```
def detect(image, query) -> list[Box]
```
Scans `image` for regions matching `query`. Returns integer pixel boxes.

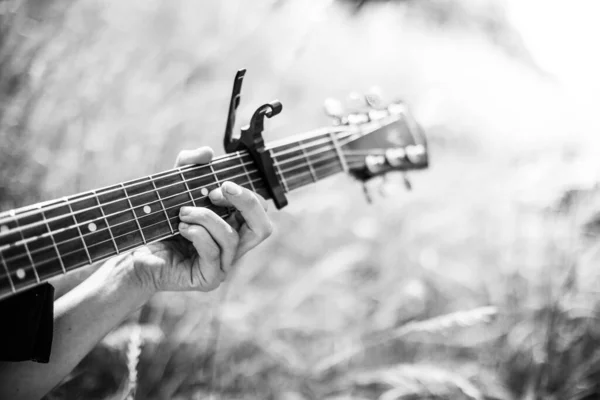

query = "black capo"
[223,69,288,209]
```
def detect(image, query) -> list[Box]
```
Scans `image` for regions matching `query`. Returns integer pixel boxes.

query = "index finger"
[174,147,214,167]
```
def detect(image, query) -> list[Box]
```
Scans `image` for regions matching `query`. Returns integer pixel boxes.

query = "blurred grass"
[3,0,600,399]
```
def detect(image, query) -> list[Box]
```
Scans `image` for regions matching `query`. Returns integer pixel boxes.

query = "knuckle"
[188,208,206,221]
[183,208,216,226]
[203,275,220,291]
[228,228,240,245]
[203,241,220,262]
[240,190,257,207]
[185,225,202,237]
[261,221,274,239]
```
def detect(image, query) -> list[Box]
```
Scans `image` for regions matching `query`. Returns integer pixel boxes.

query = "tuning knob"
[388,100,407,115]
[323,97,344,124]
[405,144,426,164]
[345,91,370,125]
[346,91,364,112]
[365,86,383,108]
[403,173,412,191]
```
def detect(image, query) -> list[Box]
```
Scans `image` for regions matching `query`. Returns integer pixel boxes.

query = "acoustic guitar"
[0,70,429,301]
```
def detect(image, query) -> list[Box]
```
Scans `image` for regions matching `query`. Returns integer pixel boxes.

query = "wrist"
[99,253,156,305]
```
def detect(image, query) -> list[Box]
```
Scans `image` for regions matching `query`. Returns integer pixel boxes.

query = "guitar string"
[0,128,361,225]
[0,137,412,269]
[0,127,388,276]
[0,153,365,267]
[0,134,366,244]
[0,129,359,231]
[0,128,342,221]
[0,117,402,230]
[0,158,365,284]
[0,141,363,241]
[0,139,408,270]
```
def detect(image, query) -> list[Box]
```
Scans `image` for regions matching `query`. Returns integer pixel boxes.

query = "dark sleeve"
[0,283,54,363]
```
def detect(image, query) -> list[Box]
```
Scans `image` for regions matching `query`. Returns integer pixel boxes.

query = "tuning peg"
[365,86,383,108]
[346,91,364,112]
[346,91,370,125]
[405,144,426,164]
[323,97,344,123]
[362,182,373,204]
[402,173,412,191]
[388,100,407,115]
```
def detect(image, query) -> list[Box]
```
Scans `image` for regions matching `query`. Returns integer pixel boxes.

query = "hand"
[131,147,273,294]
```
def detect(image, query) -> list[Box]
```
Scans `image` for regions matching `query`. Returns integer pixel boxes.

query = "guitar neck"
[0,127,352,300]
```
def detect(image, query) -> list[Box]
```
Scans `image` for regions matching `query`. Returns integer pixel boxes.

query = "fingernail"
[179,222,189,231]
[180,206,192,216]
[209,189,224,202]
[223,182,242,196]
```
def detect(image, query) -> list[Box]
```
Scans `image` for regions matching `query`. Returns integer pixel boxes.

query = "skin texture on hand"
[0,146,273,400]
[131,147,273,293]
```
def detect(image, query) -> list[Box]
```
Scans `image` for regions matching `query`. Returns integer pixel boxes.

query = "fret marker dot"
[16,268,25,279]
[200,188,209,196]
[88,222,97,232]
[143,205,151,214]
[0,225,8,233]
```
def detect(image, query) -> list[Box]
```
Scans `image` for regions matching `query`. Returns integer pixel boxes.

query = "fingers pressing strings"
[178,207,239,273]
[216,182,273,260]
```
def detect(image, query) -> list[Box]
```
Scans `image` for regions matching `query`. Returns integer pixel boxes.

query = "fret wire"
[271,142,341,168]
[266,129,339,152]
[0,250,15,292]
[149,176,174,234]
[239,156,256,192]
[269,130,352,157]
[0,157,356,274]
[2,164,258,260]
[120,183,147,244]
[93,190,119,254]
[178,168,197,207]
[65,198,93,265]
[0,148,354,264]
[0,180,267,275]
[0,143,343,237]
[329,131,348,173]
[0,174,264,267]
[39,204,67,274]
[210,162,236,215]
[0,152,251,227]
[2,151,345,260]
[20,197,253,274]
[299,140,318,183]
[0,133,356,229]
[271,150,290,193]
[209,163,221,187]
[12,212,40,283]
[286,156,339,181]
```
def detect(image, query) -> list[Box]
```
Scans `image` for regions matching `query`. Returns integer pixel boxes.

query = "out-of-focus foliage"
[3,0,600,399]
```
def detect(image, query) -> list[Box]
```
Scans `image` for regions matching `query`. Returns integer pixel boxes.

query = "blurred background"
[3,0,600,399]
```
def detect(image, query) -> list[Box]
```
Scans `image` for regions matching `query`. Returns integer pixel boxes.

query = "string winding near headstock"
[325,90,429,187]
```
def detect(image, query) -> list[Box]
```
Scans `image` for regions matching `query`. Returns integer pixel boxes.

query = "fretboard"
[0,128,352,300]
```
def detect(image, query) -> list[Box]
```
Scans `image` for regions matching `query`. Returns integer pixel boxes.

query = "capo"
[223,69,288,209]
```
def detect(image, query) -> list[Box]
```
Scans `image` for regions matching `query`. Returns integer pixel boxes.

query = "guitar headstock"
[326,92,429,183]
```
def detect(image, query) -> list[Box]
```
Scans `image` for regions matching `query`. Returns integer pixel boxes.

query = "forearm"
[0,254,152,400]
[48,261,104,299]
